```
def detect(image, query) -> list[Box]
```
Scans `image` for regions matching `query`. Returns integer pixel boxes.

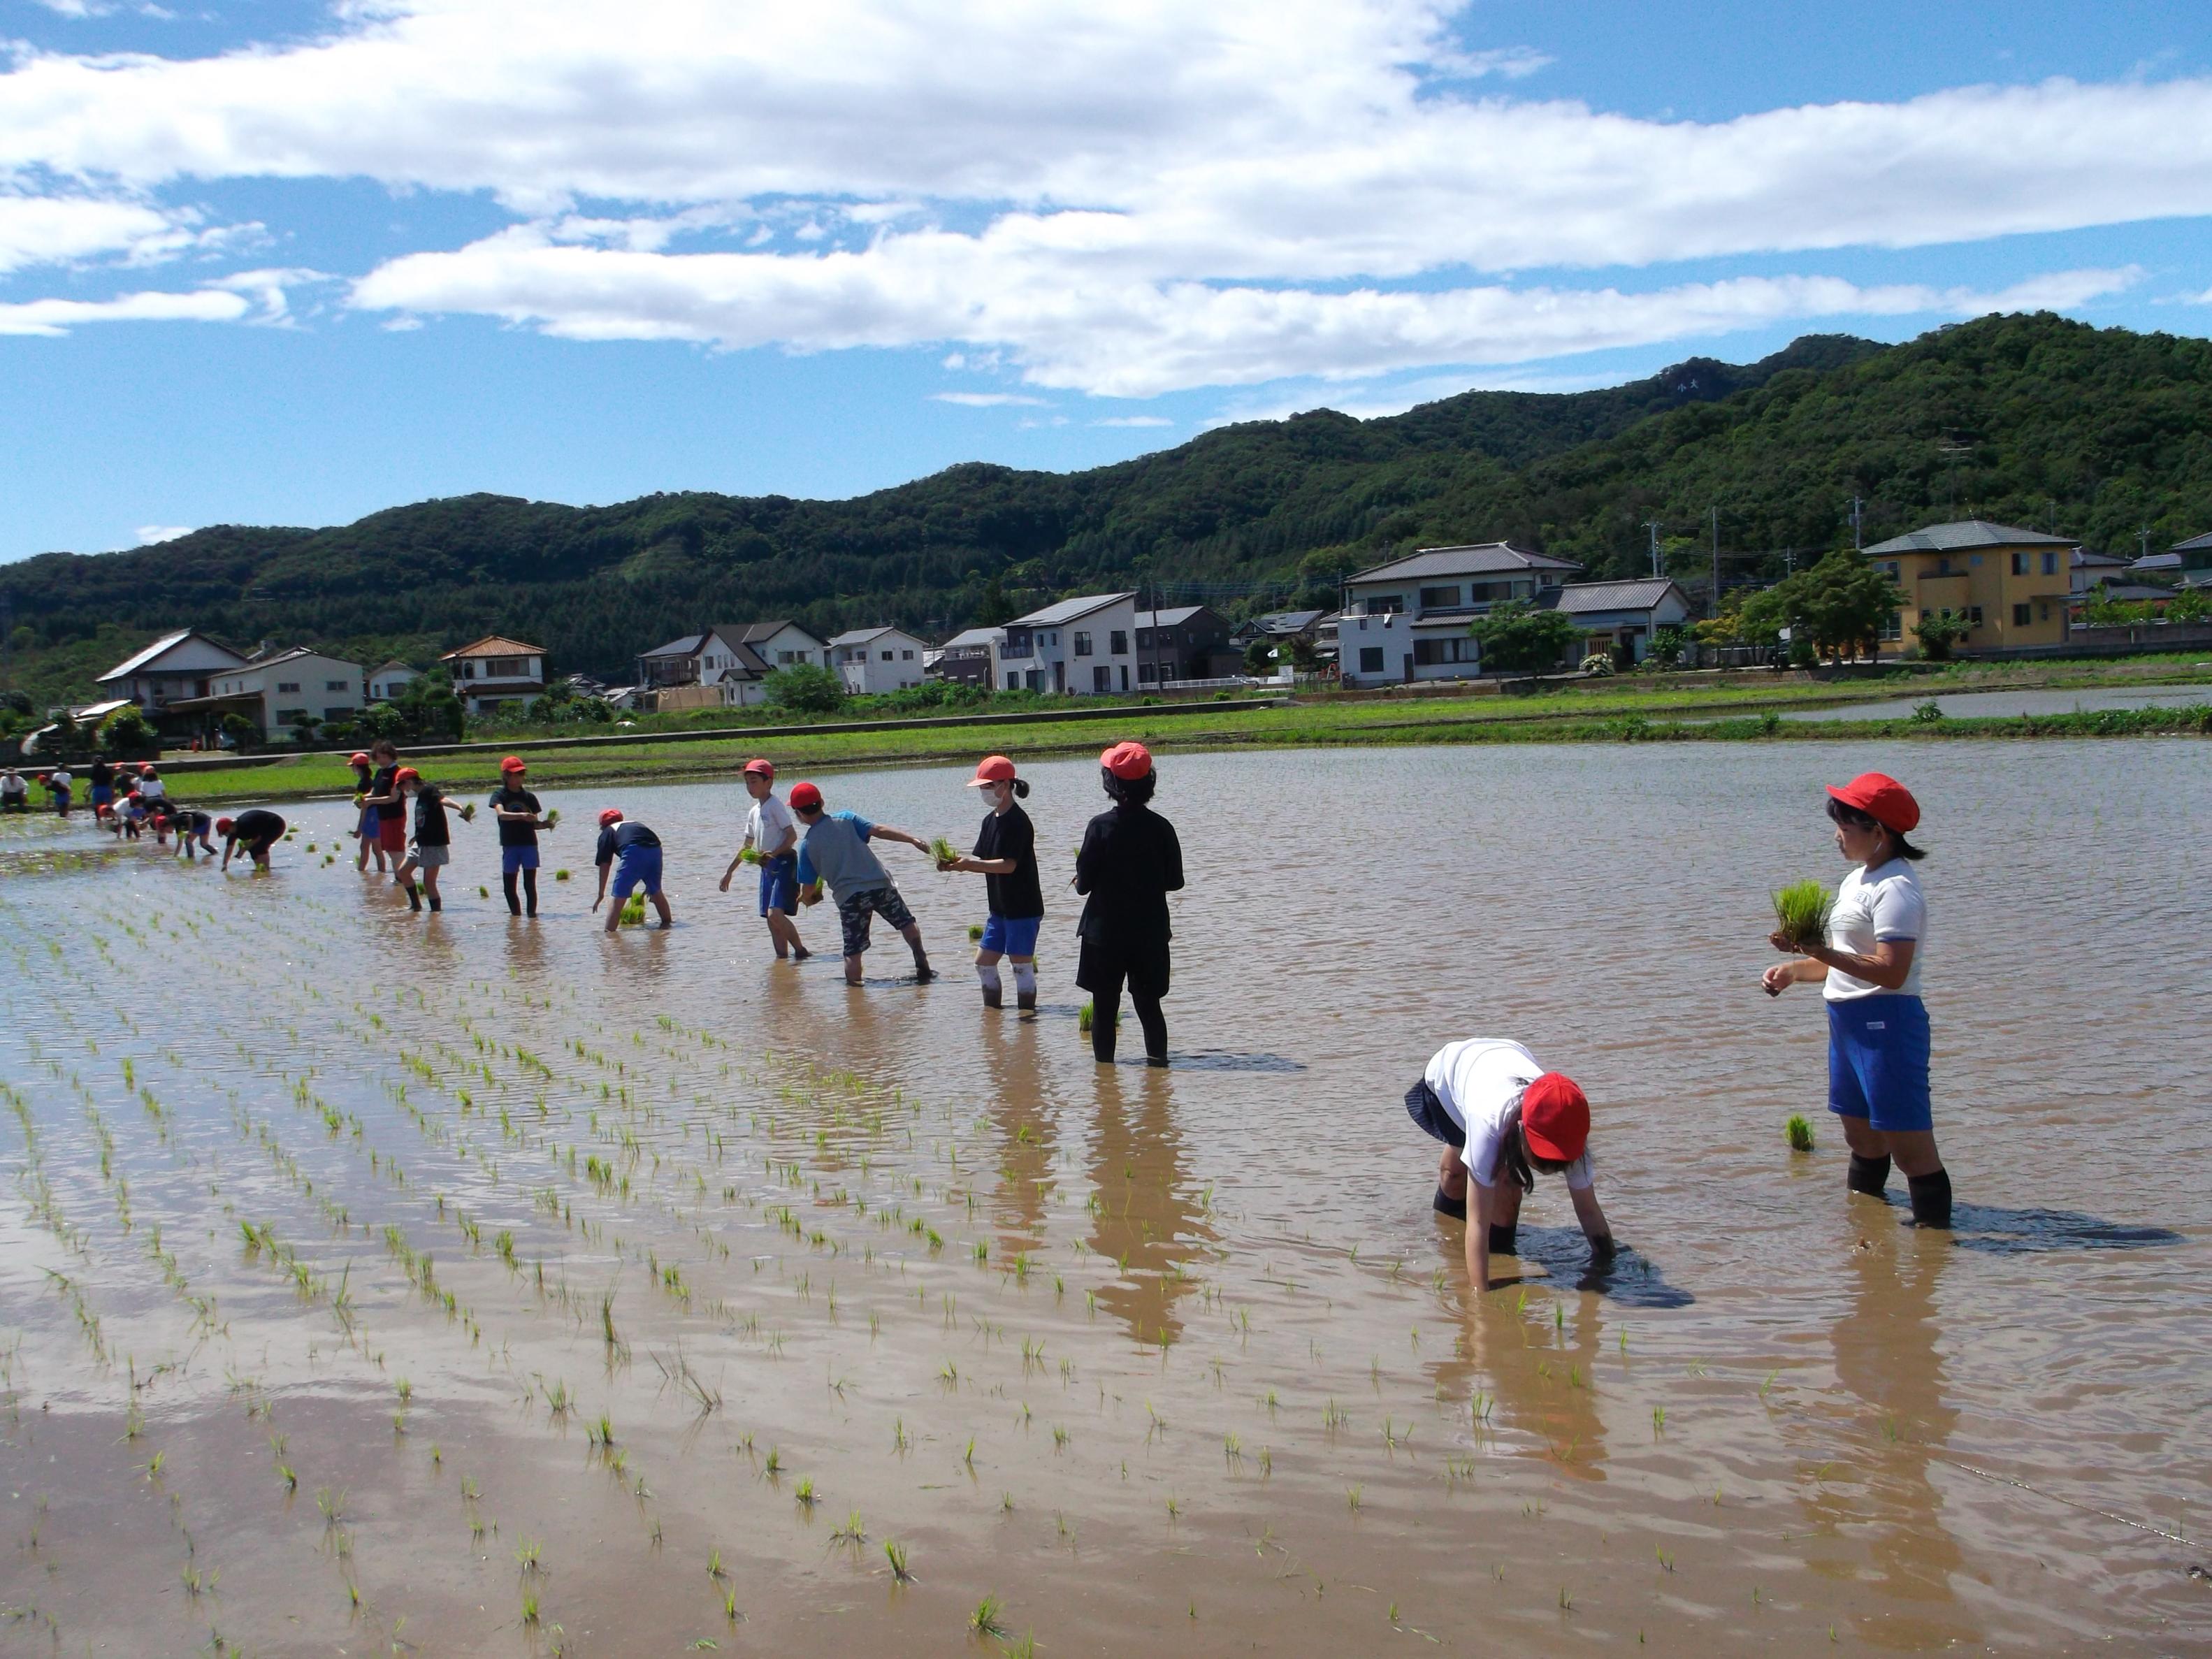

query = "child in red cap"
[1763,772,1950,1228]
[1074,743,1183,1064]
[939,755,1043,1012]
[593,808,670,932]
[789,781,937,985]
[487,756,548,917]
[1403,1039,1615,1291]
[720,757,809,961]
[218,808,287,871]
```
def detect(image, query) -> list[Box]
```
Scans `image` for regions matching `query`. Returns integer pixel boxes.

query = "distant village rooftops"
[96,628,247,683]
[1345,543,1582,584]
[439,635,546,660]
[1547,577,1689,615]
[1863,519,2077,555]
[1006,592,1138,628]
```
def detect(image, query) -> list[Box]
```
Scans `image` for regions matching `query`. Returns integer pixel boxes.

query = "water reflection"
[978,1017,1057,1255]
[1085,1066,1215,1349]
[1428,1273,1612,1479]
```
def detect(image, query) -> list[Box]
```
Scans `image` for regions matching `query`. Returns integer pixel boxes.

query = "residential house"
[930,626,1004,689]
[1863,520,2075,653]
[2173,530,2212,587]
[184,648,366,741]
[94,629,250,715]
[635,626,772,707]
[999,593,1141,695]
[733,621,828,672]
[1549,579,1696,667]
[1336,544,1582,686]
[1133,606,1234,686]
[438,636,548,716]
[366,660,419,703]
[827,627,932,695]
[2070,549,2132,593]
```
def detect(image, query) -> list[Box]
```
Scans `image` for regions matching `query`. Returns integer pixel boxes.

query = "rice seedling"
[543,809,561,828]
[554,869,572,881]
[515,1538,542,1572]
[521,1590,540,1625]
[967,923,984,942]
[1651,1406,1665,1434]
[1345,1485,1362,1512]
[970,1594,1006,1637]
[707,1549,726,1580]
[588,1414,614,1447]
[1771,879,1833,950]
[1002,1634,1039,1659]
[883,1538,913,1583]
[1655,1545,1674,1571]
[277,1463,297,1490]
[794,1477,817,1507]
[929,835,960,867]
[832,1509,866,1544]
[1786,1114,1816,1153]
[478,886,490,899]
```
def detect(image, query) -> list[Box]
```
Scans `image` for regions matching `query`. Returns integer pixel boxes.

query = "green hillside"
[6,312,2210,700]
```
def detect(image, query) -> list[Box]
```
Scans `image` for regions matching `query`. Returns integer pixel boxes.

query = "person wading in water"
[1074,742,1183,1066]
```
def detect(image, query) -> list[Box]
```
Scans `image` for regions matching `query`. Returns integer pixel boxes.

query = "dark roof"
[939,626,1005,650]
[1253,609,1324,634]
[1547,579,1691,616]
[639,627,772,675]
[1134,606,1213,628]
[1008,592,1136,627]
[2171,530,2212,552]
[1863,519,2076,555]
[97,628,248,682]
[2072,549,2131,567]
[1345,543,1582,585]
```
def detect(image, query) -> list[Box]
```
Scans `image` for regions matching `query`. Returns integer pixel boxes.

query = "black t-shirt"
[89,759,113,788]
[372,765,404,821]
[489,786,541,848]
[231,809,286,843]
[414,785,451,846]
[595,821,660,866]
[974,804,1043,920]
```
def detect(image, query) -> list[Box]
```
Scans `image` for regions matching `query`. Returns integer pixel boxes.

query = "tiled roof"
[440,635,545,658]
[1007,592,1136,627]
[1548,579,1688,616]
[1253,609,1324,632]
[1863,519,2076,555]
[2170,530,2212,552]
[1345,544,1582,585]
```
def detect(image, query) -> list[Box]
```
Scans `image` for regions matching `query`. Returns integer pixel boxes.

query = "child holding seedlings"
[488,756,547,918]
[592,809,672,931]
[789,781,936,985]
[393,767,461,913]
[348,751,381,871]
[218,809,287,870]
[363,741,407,876]
[938,755,1043,1012]
[720,758,809,961]
[1074,742,1183,1066]
[1762,771,1951,1229]
[171,806,217,859]
[1403,1038,1614,1291]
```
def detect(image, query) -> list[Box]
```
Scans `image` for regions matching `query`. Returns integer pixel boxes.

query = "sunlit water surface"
[0,741,2205,1656]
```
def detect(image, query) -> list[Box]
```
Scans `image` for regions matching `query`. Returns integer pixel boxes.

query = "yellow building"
[1863,519,2076,654]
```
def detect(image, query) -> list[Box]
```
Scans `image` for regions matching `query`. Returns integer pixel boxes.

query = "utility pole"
[1709,505,1721,618]
[1848,495,1864,551]
[2138,526,2153,560]
[1642,520,1663,579]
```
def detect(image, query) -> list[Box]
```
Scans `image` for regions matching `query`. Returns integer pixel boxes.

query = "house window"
[2013,602,2032,627]
[2043,551,2060,575]
[276,709,308,725]
[1969,607,1983,625]
[1882,561,1900,578]
[1419,585,1461,609]
[1359,646,1385,673]
[881,650,894,661]
[1092,666,1111,693]
[2038,602,2051,621]
[1413,637,1477,665]
[324,707,352,721]
[277,681,301,693]
[326,679,349,692]
[1881,611,1902,642]
[1120,665,1129,691]
[1109,630,1128,654]
[1135,629,1152,649]
[1074,632,1093,657]
[1365,594,1404,614]
[1006,672,1019,689]
[1138,662,1157,683]
[2011,553,2029,575]
[779,651,797,665]
[901,649,913,660]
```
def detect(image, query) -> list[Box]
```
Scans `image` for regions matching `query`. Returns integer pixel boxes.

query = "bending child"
[593,809,672,932]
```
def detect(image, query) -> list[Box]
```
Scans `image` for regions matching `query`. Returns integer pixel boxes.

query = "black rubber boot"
[1015,991,1036,1013]
[428,893,442,913]
[981,983,1002,1009]
[1432,1187,1466,1222]
[1907,1169,1953,1229]
[1487,1223,1517,1257]
[405,883,422,912]
[1848,1153,1893,1196]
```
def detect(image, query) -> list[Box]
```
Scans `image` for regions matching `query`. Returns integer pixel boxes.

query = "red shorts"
[377,818,405,853]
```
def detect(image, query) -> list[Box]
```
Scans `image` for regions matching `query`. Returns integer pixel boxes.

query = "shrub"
[1579,652,1615,676]
[1471,600,1577,674]
[98,704,158,758]
[1913,609,1969,661]
[1648,625,1688,669]
[762,663,846,713]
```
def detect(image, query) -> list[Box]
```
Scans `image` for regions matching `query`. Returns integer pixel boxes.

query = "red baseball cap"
[1100,741,1152,780]
[967,754,1017,787]
[393,766,421,785]
[1826,771,1919,834]
[500,755,527,774]
[215,817,236,836]
[788,781,823,811]
[598,807,623,827]
[742,757,775,779]
[1519,1073,1590,1164]
[349,751,370,766]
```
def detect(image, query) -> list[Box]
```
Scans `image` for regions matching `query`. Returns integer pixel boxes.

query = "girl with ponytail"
[940,755,1045,1013]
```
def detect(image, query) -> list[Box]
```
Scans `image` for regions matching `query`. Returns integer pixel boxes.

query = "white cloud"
[0,191,203,273]
[135,523,192,543]
[0,0,2203,386]
[1094,414,1173,427]
[0,287,248,336]
[930,391,1048,407]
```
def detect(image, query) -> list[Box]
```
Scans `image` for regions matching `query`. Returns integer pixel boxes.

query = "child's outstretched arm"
[1570,1185,1614,1255]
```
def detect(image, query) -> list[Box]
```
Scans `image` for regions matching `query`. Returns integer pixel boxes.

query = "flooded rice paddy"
[1780,682,2212,722]
[0,742,2206,1656]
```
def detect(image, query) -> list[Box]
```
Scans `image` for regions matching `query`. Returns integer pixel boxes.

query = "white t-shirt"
[1823,858,1925,1001]
[138,776,166,802]
[49,770,71,791]
[745,794,797,862]
[1425,1038,1594,1191]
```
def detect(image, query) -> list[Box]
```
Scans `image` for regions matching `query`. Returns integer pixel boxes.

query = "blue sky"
[3,0,2211,561]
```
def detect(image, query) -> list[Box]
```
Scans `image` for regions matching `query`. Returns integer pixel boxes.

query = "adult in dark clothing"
[218,809,287,870]
[87,756,115,819]
[941,754,1044,1013]
[592,809,672,931]
[489,756,547,917]
[1074,741,1183,1066]
[364,740,407,876]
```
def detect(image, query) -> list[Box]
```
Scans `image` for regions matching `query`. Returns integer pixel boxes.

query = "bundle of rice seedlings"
[456,803,477,823]
[554,869,572,881]
[738,846,764,864]
[929,835,959,867]
[1770,879,1833,950]
[542,809,561,829]
[967,923,984,943]
[1785,1115,1816,1153]
[478,885,491,899]
[1076,1000,1118,1034]
[620,894,647,927]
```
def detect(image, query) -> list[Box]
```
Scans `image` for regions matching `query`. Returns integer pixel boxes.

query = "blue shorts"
[358,805,379,838]
[611,844,662,898]
[1827,996,1932,1133]
[757,854,799,916]
[501,844,541,874]
[91,784,113,807]
[980,914,1041,956]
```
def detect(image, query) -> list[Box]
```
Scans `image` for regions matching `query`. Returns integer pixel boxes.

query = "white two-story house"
[999,593,1139,695]
[1337,544,1582,686]
[438,636,548,717]
[827,627,932,695]
[733,621,828,672]
[635,626,773,707]
[202,648,366,739]
[95,629,250,713]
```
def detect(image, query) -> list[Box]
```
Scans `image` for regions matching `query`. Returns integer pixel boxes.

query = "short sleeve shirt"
[1425,1038,1594,1191]
[372,765,405,820]
[795,811,890,901]
[595,821,660,865]
[746,795,797,862]
[1823,859,1925,1001]
[489,786,542,848]
[413,785,451,846]
[974,804,1043,920]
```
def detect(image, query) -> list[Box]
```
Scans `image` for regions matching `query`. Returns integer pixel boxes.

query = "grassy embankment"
[166,658,2212,804]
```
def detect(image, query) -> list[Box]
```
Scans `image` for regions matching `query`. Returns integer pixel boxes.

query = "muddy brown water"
[0,743,2206,1656]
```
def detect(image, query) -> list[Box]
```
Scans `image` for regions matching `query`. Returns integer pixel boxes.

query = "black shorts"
[1404,1078,1464,1148]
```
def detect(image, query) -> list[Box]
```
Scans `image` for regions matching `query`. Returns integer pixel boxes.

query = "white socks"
[977,964,1003,995]
[1010,961,1036,997]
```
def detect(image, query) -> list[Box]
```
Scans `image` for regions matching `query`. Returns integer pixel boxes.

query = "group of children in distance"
[23,732,1950,1291]
[6,756,287,868]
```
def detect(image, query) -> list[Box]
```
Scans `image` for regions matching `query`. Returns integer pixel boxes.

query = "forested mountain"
[6,312,2211,697]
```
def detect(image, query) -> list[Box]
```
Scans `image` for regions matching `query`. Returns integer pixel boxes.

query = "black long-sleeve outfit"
[1074,802,1184,1062]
